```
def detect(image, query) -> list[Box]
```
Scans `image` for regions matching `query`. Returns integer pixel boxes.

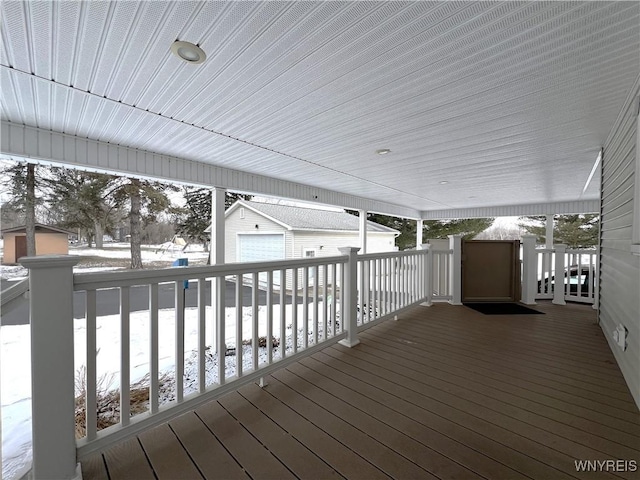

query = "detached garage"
[217,200,398,264]
[207,200,398,289]
[1,224,73,264]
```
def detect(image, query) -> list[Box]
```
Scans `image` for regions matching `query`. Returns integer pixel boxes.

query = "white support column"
[552,244,567,305]
[545,215,554,249]
[359,210,367,254]
[416,220,423,249]
[448,235,462,305]
[211,187,226,354]
[421,244,433,306]
[521,234,538,305]
[20,255,81,480]
[338,247,360,348]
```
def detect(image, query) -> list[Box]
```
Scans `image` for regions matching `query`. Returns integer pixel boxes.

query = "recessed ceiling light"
[375,149,391,155]
[170,41,206,64]
[439,181,449,185]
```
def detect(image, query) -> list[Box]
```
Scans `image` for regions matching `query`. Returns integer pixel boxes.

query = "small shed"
[1,224,73,264]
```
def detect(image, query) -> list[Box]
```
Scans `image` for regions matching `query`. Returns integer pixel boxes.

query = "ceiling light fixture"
[170,41,206,64]
[439,181,449,185]
[376,149,391,155]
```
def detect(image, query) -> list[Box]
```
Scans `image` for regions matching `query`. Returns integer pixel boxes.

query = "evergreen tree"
[519,215,599,248]
[175,188,251,250]
[112,178,179,269]
[2,162,43,256]
[45,168,121,247]
[365,213,493,250]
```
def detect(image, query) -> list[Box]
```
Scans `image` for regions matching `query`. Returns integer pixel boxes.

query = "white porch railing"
[20,244,458,479]
[521,235,598,306]
[0,277,29,314]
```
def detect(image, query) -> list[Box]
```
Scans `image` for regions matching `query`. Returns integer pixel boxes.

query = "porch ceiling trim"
[420,200,600,220]
[0,121,421,219]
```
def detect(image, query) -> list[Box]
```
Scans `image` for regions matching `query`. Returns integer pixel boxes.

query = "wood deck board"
[85,302,639,480]
[346,341,640,467]
[169,411,250,480]
[286,359,530,480]
[360,329,640,441]
[320,346,620,480]
[238,382,390,480]
[271,367,482,480]
[264,372,437,480]
[80,453,109,480]
[217,390,343,480]
[101,436,155,480]
[309,350,577,480]
[364,325,638,419]
[138,423,203,479]
[195,400,297,480]
[383,315,633,397]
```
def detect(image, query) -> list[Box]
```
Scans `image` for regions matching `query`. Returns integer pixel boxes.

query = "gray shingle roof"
[239,201,398,233]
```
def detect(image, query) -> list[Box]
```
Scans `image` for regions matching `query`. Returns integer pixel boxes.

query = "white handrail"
[529,245,598,305]
[1,277,29,307]
[73,255,348,290]
[22,246,457,475]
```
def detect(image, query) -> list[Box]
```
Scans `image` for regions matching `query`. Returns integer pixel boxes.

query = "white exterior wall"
[224,207,291,264]
[291,230,396,259]
[600,76,640,408]
[289,230,396,290]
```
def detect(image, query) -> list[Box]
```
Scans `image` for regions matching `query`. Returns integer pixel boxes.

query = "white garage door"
[238,234,285,285]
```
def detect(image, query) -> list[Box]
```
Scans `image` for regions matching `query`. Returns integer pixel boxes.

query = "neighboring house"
[219,200,398,263]
[1,224,73,264]
[205,200,398,287]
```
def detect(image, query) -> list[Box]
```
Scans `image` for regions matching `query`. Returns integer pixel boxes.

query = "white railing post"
[448,235,462,305]
[521,235,538,305]
[338,247,360,347]
[421,244,432,306]
[552,244,567,305]
[20,255,81,480]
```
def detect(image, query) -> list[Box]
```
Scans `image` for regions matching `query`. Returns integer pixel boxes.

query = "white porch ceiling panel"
[1,1,639,218]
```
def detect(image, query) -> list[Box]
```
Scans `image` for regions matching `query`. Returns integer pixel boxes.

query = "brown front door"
[462,240,521,302]
[15,235,27,261]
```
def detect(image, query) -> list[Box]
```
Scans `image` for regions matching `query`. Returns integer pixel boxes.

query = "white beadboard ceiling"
[1,1,638,218]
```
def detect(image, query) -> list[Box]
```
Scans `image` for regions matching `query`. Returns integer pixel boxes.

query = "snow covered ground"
[1,302,332,480]
[0,242,211,479]
[0,242,210,281]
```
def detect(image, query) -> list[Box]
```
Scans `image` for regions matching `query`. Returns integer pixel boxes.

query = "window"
[303,249,317,281]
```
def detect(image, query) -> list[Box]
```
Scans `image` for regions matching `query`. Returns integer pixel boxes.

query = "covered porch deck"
[82,301,640,480]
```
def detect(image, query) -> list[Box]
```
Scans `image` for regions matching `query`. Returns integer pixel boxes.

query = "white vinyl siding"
[292,231,396,259]
[224,206,291,264]
[600,76,640,408]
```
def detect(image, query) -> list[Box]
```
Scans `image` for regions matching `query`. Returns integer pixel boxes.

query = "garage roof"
[227,201,399,234]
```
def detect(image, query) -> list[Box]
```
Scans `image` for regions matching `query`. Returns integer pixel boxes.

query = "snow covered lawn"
[2,302,334,479]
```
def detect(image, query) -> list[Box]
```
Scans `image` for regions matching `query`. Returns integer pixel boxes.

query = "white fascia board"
[0,122,421,220]
[420,200,601,220]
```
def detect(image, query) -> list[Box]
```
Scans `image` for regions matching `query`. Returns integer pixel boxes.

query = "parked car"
[538,265,595,297]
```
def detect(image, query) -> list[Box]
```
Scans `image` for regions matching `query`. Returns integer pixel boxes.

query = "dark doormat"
[463,303,544,315]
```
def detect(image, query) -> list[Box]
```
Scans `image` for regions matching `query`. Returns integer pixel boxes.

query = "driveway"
[1,280,298,326]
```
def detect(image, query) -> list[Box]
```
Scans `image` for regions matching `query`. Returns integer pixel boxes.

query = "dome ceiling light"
[170,40,206,64]
[376,149,391,155]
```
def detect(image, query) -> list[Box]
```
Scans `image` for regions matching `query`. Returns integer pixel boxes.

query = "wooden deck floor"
[82,302,640,480]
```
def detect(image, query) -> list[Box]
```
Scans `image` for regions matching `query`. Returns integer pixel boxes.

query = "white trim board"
[0,121,421,220]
